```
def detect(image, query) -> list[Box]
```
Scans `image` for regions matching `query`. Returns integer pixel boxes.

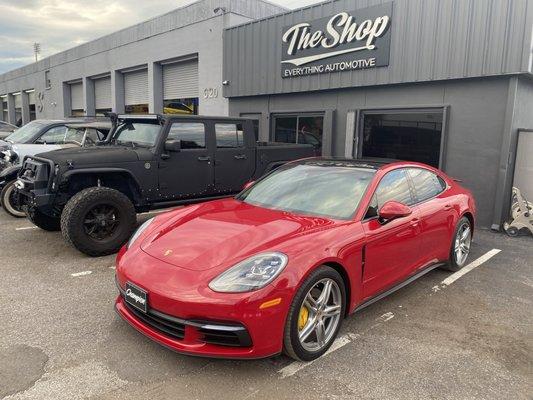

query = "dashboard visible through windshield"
[112,121,161,147]
[238,163,376,220]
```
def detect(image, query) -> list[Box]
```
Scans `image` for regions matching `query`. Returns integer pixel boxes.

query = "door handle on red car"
[197,156,211,162]
[444,204,452,210]
[234,154,247,160]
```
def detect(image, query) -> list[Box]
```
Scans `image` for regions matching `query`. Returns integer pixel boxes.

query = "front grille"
[124,301,185,340]
[198,327,252,347]
[120,293,252,348]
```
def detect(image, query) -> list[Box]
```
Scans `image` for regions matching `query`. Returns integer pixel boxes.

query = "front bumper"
[115,246,291,359]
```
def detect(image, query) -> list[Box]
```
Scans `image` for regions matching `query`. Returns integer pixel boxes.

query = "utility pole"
[33,43,41,62]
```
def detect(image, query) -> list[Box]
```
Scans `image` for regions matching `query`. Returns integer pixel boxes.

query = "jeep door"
[158,120,214,199]
[213,121,255,193]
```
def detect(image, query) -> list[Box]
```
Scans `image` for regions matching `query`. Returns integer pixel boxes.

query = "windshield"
[112,121,161,147]
[238,163,376,220]
[5,121,44,143]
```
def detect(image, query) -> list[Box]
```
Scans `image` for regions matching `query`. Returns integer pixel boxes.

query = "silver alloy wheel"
[298,278,342,352]
[2,182,25,217]
[454,223,471,266]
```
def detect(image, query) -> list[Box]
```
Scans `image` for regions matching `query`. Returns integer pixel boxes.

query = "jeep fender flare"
[61,168,143,201]
[0,164,22,182]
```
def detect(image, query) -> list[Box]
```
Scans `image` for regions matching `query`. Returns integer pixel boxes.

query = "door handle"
[197,156,211,162]
[444,204,452,210]
[234,154,247,160]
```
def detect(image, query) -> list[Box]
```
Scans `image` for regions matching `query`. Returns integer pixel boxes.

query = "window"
[408,168,446,202]
[361,111,444,167]
[164,98,198,115]
[215,123,244,148]
[36,126,68,144]
[113,122,160,147]
[375,169,414,207]
[168,122,205,149]
[45,70,51,89]
[273,114,323,155]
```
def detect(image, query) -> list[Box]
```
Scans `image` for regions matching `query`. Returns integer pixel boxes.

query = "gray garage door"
[163,59,199,100]
[28,90,35,104]
[94,76,111,110]
[70,82,84,110]
[124,69,148,105]
[14,93,22,108]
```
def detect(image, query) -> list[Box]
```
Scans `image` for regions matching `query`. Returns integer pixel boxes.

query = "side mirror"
[164,139,181,152]
[242,180,255,190]
[378,201,412,222]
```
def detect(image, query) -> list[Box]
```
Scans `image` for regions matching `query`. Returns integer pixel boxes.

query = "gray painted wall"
[0,0,286,122]
[223,0,533,97]
[229,76,512,228]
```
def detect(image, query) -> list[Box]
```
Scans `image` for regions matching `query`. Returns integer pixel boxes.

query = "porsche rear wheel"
[443,217,472,271]
[283,266,346,361]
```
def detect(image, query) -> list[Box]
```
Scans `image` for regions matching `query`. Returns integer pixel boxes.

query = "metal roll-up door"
[28,91,36,104]
[94,76,111,109]
[70,82,83,110]
[124,69,148,105]
[14,93,22,108]
[163,59,199,100]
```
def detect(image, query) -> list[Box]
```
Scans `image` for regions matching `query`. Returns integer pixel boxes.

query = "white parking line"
[278,333,359,379]
[440,248,501,287]
[71,270,93,277]
[15,226,38,231]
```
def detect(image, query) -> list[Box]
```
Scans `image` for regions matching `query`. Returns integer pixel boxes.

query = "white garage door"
[94,76,111,109]
[163,59,199,100]
[124,69,148,105]
[70,82,84,110]
[27,90,36,104]
[513,130,533,200]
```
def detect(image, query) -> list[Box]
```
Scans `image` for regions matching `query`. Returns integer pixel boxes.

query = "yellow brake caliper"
[298,305,309,331]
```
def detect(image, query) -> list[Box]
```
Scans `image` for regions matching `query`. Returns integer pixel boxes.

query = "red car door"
[407,168,455,265]
[361,169,422,300]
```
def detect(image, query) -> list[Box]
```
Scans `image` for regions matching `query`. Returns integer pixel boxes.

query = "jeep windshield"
[112,121,161,147]
[5,121,44,143]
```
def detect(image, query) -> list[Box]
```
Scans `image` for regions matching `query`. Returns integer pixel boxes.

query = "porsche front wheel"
[283,266,346,361]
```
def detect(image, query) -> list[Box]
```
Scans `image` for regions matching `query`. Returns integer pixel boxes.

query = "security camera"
[213,7,226,14]
[222,80,230,86]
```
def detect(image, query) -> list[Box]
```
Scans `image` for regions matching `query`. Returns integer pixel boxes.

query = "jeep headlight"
[209,252,288,293]
[127,217,154,248]
[2,149,17,163]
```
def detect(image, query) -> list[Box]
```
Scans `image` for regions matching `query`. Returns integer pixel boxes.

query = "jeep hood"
[35,146,153,165]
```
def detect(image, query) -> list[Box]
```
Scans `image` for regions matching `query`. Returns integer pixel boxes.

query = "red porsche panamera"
[115,159,476,361]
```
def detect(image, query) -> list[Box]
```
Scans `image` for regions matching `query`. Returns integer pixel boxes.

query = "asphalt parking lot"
[0,210,531,400]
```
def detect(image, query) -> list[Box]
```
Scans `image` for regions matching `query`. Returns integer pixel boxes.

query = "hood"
[35,145,153,166]
[140,198,339,272]
[11,143,63,165]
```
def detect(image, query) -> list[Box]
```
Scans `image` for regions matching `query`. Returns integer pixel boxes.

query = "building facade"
[0,0,285,124]
[223,0,533,229]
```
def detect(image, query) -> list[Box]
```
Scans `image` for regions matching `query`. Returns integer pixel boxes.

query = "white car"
[0,121,111,217]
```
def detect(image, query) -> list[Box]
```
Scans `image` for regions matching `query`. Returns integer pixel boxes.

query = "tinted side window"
[168,122,205,149]
[37,126,67,144]
[215,123,244,148]
[408,168,445,202]
[375,169,414,206]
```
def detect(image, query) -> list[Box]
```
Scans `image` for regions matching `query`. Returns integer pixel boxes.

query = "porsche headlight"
[127,217,154,248]
[209,252,288,293]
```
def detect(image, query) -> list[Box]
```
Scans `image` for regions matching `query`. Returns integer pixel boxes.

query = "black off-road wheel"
[1,180,25,218]
[283,266,346,361]
[26,208,61,231]
[60,187,137,257]
[442,216,472,272]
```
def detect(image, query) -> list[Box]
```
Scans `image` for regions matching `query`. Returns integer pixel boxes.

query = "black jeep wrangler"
[15,114,314,256]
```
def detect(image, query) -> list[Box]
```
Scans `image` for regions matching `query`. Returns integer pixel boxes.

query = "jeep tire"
[1,180,25,218]
[61,187,137,257]
[26,207,61,231]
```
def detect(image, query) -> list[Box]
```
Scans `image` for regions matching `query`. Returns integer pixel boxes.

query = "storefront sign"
[281,3,392,78]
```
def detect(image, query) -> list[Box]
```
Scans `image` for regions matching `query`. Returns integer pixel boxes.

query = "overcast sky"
[0,0,322,74]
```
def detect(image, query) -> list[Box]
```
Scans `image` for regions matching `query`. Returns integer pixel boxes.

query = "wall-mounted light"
[222,80,230,86]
